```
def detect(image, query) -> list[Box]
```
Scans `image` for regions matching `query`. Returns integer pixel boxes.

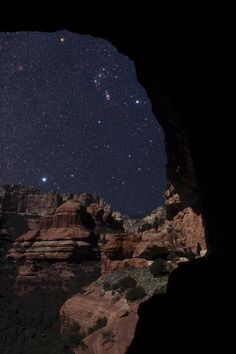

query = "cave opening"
[1,9,235,353]
[1,21,220,354]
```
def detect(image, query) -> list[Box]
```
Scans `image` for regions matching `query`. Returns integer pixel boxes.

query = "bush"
[125,287,146,302]
[62,323,84,348]
[149,259,168,277]
[111,282,119,290]
[102,330,115,344]
[88,317,108,335]
[103,281,112,291]
[117,276,137,291]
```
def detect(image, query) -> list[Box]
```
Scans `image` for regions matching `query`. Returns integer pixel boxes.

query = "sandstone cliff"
[1,184,206,353]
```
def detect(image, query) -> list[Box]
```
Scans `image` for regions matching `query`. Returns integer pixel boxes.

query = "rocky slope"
[61,281,138,354]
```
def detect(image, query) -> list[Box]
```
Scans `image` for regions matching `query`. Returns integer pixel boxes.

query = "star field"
[0,31,167,217]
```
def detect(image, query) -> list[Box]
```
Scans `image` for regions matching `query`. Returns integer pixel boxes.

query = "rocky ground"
[0,184,206,353]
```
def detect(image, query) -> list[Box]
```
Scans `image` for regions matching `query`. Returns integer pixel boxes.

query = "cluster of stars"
[0,30,166,216]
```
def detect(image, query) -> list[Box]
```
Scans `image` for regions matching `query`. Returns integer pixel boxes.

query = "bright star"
[105,90,111,101]
[60,37,65,43]
[135,100,140,104]
[41,177,47,183]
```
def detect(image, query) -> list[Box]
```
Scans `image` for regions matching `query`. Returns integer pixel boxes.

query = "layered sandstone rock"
[0,185,110,245]
[8,199,99,263]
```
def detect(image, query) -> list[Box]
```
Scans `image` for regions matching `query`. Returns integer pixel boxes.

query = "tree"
[125,287,146,302]
[118,276,137,291]
[149,259,168,277]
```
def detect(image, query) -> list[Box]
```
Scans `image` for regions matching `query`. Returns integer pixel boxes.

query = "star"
[105,90,111,101]
[16,64,24,72]
[41,177,47,183]
[135,99,140,104]
[59,37,65,43]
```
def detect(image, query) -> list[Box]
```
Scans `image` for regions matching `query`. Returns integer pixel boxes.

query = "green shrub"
[102,330,115,344]
[62,323,84,347]
[125,287,146,302]
[117,276,137,291]
[111,282,119,290]
[103,281,112,291]
[149,259,168,277]
[88,317,108,335]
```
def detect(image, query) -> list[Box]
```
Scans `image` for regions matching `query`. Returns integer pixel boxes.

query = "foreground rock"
[60,282,139,354]
[76,311,138,354]
[60,265,170,354]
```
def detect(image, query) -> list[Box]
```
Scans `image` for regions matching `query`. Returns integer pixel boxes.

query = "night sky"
[0,30,166,217]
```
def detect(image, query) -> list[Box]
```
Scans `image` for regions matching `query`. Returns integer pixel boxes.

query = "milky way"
[0,30,166,216]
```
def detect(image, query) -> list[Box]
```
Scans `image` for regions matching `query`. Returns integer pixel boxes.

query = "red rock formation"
[102,258,150,274]
[171,207,205,251]
[76,311,138,354]
[101,233,133,260]
[60,282,139,354]
[0,185,107,245]
[101,207,205,274]
[8,199,99,263]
